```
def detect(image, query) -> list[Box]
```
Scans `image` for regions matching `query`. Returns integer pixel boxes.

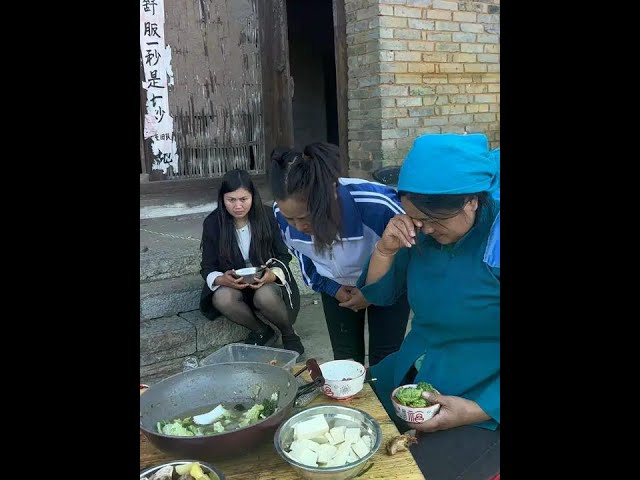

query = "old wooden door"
[140,0,294,182]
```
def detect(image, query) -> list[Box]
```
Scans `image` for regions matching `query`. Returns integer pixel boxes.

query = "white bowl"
[234,267,263,284]
[319,360,366,400]
[390,384,441,424]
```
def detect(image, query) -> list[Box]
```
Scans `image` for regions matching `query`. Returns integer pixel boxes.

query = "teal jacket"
[357,198,500,430]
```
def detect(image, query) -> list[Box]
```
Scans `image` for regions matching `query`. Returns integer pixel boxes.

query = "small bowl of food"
[319,360,366,400]
[234,266,265,284]
[390,382,440,424]
[274,404,382,480]
[140,460,225,480]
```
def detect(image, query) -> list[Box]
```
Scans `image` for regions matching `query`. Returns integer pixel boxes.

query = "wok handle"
[292,358,325,401]
[293,358,323,381]
[306,359,323,382]
[294,379,322,400]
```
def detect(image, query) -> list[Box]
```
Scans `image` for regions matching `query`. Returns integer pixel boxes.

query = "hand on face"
[378,214,424,255]
[406,391,491,433]
[399,196,479,246]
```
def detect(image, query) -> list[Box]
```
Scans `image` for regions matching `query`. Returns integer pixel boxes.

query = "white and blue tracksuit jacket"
[273,178,405,297]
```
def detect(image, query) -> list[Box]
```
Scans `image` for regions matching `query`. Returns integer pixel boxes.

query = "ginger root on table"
[386,433,418,455]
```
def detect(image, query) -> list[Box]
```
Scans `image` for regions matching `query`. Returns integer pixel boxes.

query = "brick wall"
[344,0,500,177]
[345,0,386,176]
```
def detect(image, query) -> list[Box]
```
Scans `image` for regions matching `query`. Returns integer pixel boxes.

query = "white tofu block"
[316,443,338,464]
[326,449,349,467]
[289,447,318,467]
[347,449,359,464]
[294,415,330,441]
[152,466,174,478]
[324,431,339,445]
[300,439,320,452]
[311,435,329,444]
[329,425,346,444]
[351,438,371,459]
[289,440,304,453]
[360,435,372,449]
[299,448,319,467]
[336,442,353,456]
[290,439,320,454]
[343,427,361,445]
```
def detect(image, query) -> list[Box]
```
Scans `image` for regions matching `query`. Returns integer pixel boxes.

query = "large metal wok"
[140,361,322,462]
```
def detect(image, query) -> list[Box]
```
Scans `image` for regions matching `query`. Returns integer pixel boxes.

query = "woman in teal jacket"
[357,133,500,480]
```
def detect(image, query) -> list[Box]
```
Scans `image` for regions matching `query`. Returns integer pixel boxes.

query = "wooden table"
[140,369,425,479]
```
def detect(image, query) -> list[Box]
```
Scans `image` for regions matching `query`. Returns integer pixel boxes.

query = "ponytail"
[270,142,343,251]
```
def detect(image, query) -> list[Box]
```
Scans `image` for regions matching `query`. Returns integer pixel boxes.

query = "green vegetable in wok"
[157,392,280,436]
[261,394,278,417]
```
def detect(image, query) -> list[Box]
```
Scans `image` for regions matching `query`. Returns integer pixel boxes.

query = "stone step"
[140,262,314,321]
[140,214,204,282]
[140,249,201,282]
[139,213,314,297]
[140,310,250,385]
[140,273,203,320]
[141,248,313,297]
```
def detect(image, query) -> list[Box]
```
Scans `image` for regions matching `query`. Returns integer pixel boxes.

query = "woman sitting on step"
[198,169,304,355]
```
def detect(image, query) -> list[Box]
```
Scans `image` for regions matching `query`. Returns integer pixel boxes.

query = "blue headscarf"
[397,133,500,195]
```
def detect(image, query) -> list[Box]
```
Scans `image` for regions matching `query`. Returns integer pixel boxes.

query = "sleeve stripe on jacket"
[293,249,312,286]
[273,204,314,288]
[349,191,404,214]
[354,198,404,216]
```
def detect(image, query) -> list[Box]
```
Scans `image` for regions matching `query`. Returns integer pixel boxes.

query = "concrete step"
[140,255,314,297]
[140,210,319,383]
[140,310,250,385]
[140,264,314,321]
[140,211,315,320]
[140,213,314,296]
[138,295,409,387]
[140,213,205,282]
[140,273,203,320]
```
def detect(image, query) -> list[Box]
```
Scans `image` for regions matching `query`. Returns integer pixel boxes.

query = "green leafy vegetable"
[239,404,264,427]
[261,392,279,417]
[156,393,282,437]
[158,419,196,436]
[213,421,225,433]
[394,382,437,407]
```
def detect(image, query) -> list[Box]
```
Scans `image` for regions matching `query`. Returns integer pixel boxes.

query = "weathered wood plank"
[139,173,268,195]
[258,0,294,168]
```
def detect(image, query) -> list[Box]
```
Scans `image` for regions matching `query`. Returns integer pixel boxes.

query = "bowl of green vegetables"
[390,382,440,424]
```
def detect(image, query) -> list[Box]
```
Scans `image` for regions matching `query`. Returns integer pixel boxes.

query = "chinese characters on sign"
[140,0,178,173]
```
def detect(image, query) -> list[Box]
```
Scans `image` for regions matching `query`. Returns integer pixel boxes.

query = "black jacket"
[198,204,301,322]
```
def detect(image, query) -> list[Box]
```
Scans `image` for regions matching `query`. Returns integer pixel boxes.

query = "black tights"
[211,284,294,335]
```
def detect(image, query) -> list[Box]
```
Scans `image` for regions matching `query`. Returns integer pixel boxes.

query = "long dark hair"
[214,169,273,268]
[270,142,342,251]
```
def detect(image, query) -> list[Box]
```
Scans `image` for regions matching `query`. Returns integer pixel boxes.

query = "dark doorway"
[286,0,339,149]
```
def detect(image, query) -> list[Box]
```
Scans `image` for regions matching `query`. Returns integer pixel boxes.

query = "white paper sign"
[140,0,179,174]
